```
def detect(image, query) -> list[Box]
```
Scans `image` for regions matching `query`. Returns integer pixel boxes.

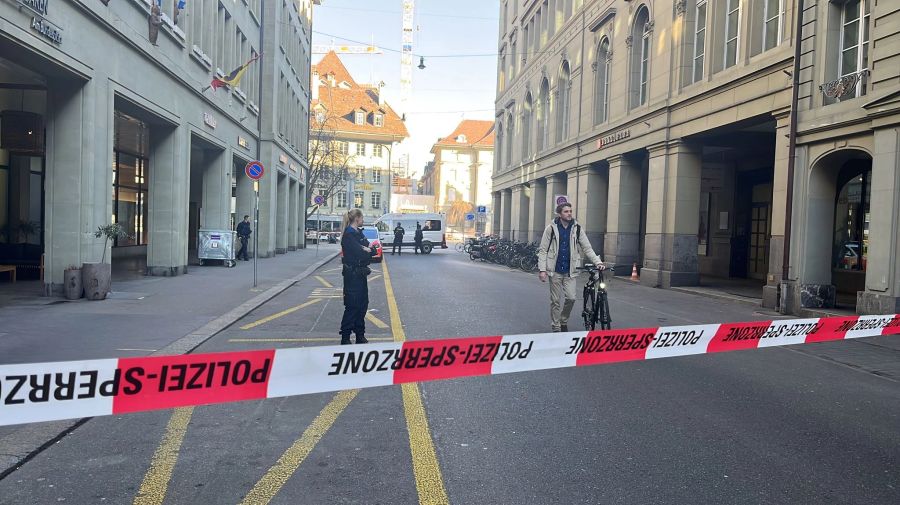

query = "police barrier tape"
[2,314,899,426]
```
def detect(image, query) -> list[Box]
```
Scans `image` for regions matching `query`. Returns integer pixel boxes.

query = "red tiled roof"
[431,120,495,151]
[310,52,409,139]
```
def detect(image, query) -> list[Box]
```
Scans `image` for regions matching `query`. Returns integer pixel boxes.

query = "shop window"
[833,166,870,272]
[112,113,149,247]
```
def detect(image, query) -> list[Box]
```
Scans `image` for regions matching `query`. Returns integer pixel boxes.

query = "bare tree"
[306,107,356,222]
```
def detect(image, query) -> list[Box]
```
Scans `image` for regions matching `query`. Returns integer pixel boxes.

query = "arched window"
[505,112,514,167]
[555,61,570,143]
[629,7,651,108]
[522,92,533,158]
[832,163,871,273]
[594,39,610,125]
[537,78,550,151]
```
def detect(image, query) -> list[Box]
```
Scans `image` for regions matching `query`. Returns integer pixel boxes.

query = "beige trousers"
[549,274,578,330]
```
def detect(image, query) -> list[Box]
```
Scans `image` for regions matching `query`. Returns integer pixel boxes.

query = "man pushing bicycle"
[537,202,605,332]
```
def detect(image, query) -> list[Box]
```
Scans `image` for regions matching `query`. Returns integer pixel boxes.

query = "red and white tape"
[2,314,898,426]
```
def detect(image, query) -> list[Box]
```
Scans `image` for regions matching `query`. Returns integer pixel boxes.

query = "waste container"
[198,229,237,267]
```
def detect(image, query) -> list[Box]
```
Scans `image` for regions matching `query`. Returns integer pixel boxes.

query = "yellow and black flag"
[205,53,261,92]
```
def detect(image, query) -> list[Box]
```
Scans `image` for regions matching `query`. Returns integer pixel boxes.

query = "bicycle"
[580,265,614,330]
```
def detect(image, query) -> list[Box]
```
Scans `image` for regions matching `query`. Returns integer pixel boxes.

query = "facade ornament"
[606,50,614,63]
[625,35,633,48]
[148,2,162,46]
[644,21,655,35]
[591,60,598,72]
[819,70,868,99]
[675,1,687,16]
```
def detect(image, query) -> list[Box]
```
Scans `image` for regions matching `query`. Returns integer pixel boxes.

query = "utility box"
[198,229,236,267]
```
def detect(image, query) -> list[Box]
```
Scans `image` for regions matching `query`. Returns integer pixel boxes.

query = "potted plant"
[63,264,83,300]
[82,223,131,301]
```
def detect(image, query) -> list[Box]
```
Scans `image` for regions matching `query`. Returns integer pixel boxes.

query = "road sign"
[555,194,569,206]
[476,205,487,213]
[313,195,326,206]
[465,213,475,221]
[245,160,265,180]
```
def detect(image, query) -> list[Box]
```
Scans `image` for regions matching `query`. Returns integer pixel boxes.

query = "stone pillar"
[641,141,701,288]
[201,148,229,230]
[763,110,791,308]
[858,127,900,314]
[276,172,288,254]
[491,191,502,236]
[44,80,109,294]
[147,126,188,275]
[236,165,255,257]
[288,178,299,251]
[605,154,642,274]
[514,184,530,241]
[500,188,512,239]
[545,173,568,221]
[528,178,548,241]
[257,169,277,258]
[575,164,608,258]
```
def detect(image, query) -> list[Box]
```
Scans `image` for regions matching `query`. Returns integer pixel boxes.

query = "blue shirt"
[554,220,572,274]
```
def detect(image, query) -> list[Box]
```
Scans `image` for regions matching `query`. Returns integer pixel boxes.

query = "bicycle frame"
[581,266,613,331]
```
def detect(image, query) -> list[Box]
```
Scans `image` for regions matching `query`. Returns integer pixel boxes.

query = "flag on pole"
[207,53,261,92]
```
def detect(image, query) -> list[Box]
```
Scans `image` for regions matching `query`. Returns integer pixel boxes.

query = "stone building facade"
[0,0,318,295]
[492,0,900,315]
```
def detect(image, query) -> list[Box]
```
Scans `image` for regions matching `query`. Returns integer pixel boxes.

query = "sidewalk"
[0,245,340,477]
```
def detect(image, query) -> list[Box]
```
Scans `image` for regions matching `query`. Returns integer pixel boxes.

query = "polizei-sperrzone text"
[329,341,534,375]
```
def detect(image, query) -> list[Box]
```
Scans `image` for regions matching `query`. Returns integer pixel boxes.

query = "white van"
[374,213,447,254]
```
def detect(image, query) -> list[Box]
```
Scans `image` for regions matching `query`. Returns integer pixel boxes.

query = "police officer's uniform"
[340,225,376,344]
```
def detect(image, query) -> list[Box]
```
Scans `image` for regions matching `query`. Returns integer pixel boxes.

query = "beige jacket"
[537,219,602,277]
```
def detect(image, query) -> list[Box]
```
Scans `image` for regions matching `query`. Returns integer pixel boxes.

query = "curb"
[0,251,340,481]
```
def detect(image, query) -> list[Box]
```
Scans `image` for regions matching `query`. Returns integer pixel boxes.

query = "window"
[112,113,150,247]
[354,191,364,208]
[511,41,518,79]
[355,111,365,125]
[371,192,381,210]
[522,92,533,157]
[537,78,550,151]
[373,144,383,157]
[315,110,326,123]
[335,141,348,155]
[724,0,740,69]
[838,0,870,99]
[457,135,468,143]
[356,142,366,156]
[556,61,570,142]
[355,168,365,181]
[630,7,651,108]
[693,0,707,83]
[374,114,384,127]
[336,190,348,208]
[505,112,514,166]
[495,123,503,173]
[763,0,783,51]
[832,166,870,273]
[373,169,382,183]
[594,40,610,124]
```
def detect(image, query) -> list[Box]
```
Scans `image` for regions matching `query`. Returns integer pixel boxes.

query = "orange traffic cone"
[631,263,639,281]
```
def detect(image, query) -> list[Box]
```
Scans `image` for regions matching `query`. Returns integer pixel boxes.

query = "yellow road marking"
[239,389,359,505]
[382,260,450,505]
[227,337,394,343]
[240,298,323,330]
[133,407,194,505]
[365,312,389,329]
[314,275,333,288]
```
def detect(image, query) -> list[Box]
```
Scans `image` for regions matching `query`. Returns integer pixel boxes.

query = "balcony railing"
[819,69,869,101]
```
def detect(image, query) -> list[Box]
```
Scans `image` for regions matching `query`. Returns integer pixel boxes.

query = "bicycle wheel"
[582,286,596,330]
[598,292,611,330]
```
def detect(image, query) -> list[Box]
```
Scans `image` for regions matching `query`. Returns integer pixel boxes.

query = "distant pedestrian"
[236,215,251,261]
[340,209,376,345]
[392,223,405,255]
[537,202,605,332]
[414,222,424,254]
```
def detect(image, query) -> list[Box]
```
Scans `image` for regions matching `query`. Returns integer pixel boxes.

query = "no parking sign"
[245,160,265,180]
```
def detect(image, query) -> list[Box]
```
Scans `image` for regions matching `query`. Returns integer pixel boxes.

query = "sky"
[311,0,499,178]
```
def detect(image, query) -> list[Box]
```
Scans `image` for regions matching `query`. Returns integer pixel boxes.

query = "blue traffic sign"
[476,205,487,213]
[465,213,475,221]
[245,160,265,180]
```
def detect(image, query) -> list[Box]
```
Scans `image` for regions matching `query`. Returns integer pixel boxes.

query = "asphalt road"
[1,247,898,504]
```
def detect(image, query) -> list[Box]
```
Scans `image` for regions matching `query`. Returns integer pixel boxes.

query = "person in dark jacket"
[340,209,376,345]
[236,215,251,261]
[392,223,405,255]
[414,222,424,254]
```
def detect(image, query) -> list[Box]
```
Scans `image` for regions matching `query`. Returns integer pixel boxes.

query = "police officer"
[414,222,424,254]
[392,223,405,255]
[339,209,376,345]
